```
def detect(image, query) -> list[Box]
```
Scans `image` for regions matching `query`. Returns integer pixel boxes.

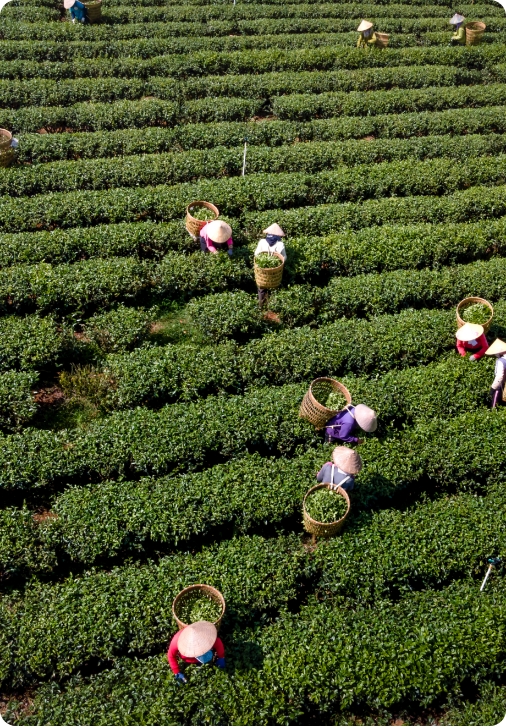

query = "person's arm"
[368,32,377,45]
[226,237,233,249]
[357,35,363,47]
[254,241,264,257]
[491,360,506,390]
[471,334,489,361]
[456,339,467,356]
[316,464,330,482]
[214,638,225,659]
[456,25,465,42]
[167,634,181,675]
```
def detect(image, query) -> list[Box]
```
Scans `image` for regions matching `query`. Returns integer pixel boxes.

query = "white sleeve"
[278,243,287,261]
[491,359,506,390]
[254,240,266,256]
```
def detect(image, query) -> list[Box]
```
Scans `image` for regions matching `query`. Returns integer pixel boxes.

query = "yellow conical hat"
[357,19,373,32]
[485,338,506,356]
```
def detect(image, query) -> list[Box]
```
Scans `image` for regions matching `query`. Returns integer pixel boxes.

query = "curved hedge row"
[16,105,506,165]
[9,577,506,725]
[2,154,506,234]
[0,314,62,374]
[6,133,506,198]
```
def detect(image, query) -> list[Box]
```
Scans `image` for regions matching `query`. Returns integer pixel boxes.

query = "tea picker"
[484,338,506,408]
[317,447,362,493]
[64,0,89,22]
[254,223,287,306]
[324,404,377,445]
[480,557,502,592]
[455,323,488,361]
[200,220,233,256]
[168,621,226,685]
[449,13,466,45]
[356,20,377,47]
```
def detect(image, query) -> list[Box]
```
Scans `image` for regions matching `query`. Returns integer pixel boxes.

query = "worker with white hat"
[199,220,233,256]
[167,621,226,684]
[254,223,287,306]
[324,404,377,445]
[64,0,89,23]
[455,322,488,361]
[449,13,466,45]
[485,338,506,408]
[317,446,362,493]
[357,20,377,48]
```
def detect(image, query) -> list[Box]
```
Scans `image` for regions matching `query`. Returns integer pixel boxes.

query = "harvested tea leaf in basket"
[189,205,214,221]
[255,252,282,269]
[306,488,348,523]
[325,390,348,410]
[177,592,222,624]
[461,303,491,325]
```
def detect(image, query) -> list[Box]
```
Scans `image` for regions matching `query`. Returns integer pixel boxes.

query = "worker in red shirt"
[455,323,488,361]
[167,621,225,684]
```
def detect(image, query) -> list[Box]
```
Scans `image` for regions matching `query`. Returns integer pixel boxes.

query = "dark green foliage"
[83,305,156,354]
[0,315,63,373]
[0,370,37,431]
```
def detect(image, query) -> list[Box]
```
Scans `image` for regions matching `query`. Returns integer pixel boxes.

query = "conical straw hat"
[449,13,465,24]
[357,19,373,32]
[178,621,217,658]
[332,446,362,475]
[263,223,285,237]
[354,404,377,433]
[455,322,484,342]
[205,220,232,244]
[64,0,76,8]
[485,338,506,356]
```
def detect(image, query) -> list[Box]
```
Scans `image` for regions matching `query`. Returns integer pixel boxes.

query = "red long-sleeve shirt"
[456,333,488,360]
[167,630,225,674]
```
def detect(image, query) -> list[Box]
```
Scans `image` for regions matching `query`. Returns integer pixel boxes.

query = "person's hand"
[71,17,76,22]
[175,672,187,685]
[211,249,218,255]
[357,438,364,445]
[469,355,477,362]
[228,249,233,257]
[215,658,226,669]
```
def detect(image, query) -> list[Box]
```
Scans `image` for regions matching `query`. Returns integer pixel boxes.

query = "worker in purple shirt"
[324,404,377,445]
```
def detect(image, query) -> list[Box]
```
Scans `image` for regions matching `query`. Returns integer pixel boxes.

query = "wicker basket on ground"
[185,201,219,238]
[172,584,226,631]
[456,296,494,333]
[299,377,352,430]
[253,251,284,290]
[84,0,102,22]
[303,483,350,540]
[465,21,486,45]
[0,147,14,168]
[375,32,390,48]
[0,129,12,150]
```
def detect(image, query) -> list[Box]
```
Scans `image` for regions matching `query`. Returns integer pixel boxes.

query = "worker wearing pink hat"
[167,621,225,684]
[63,0,89,23]
[199,220,233,256]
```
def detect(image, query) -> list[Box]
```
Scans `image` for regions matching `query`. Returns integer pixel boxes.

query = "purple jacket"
[325,406,359,444]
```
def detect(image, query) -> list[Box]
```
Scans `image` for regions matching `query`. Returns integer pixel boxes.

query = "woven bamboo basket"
[303,483,350,539]
[254,251,284,290]
[375,32,390,48]
[0,147,14,168]
[172,584,226,631]
[185,201,219,238]
[465,21,486,45]
[0,129,12,150]
[84,0,102,22]
[299,377,352,430]
[456,296,494,333]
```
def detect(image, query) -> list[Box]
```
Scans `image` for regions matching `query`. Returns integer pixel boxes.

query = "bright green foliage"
[83,305,156,354]
[0,370,37,432]
[0,314,63,373]
[461,302,492,325]
[175,592,223,625]
[305,487,348,522]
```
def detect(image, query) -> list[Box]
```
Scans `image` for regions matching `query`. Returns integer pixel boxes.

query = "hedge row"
[2,154,506,234]
[0,306,491,492]
[0,314,62,374]
[0,370,37,433]
[8,578,506,724]
[7,80,506,134]
[0,353,497,570]
[16,105,506,165]
[3,28,505,64]
[1,533,310,688]
[7,132,506,198]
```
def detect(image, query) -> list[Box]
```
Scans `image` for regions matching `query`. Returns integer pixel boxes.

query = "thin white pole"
[242,140,247,176]
[480,565,493,592]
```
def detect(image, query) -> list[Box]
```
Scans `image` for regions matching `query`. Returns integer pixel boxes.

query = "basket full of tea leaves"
[172,584,225,630]
[456,296,493,331]
[186,201,219,237]
[303,484,350,538]
[299,377,352,429]
[254,251,284,289]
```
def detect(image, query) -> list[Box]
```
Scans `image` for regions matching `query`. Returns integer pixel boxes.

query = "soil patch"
[32,509,58,524]
[33,386,65,407]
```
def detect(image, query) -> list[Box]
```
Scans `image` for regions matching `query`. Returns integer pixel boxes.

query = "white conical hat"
[263,223,285,237]
[357,19,373,32]
[64,0,76,8]
[449,13,465,24]
[177,621,217,658]
[354,404,377,433]
[485,338,506,356]
[205,220,232,244]
[332,446,362,475]
[455,322,484,342]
